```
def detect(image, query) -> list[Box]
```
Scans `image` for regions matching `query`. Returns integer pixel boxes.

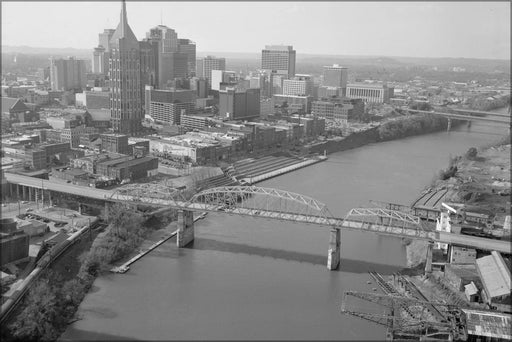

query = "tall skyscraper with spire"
[109,0,143,135]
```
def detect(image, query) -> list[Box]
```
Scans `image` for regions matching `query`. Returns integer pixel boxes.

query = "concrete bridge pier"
[177,210,194,247]
[447,118,452,132]
[104,202,111,220]
[327,228,341,270]
[424,241,434,275]
[22,186,26,201]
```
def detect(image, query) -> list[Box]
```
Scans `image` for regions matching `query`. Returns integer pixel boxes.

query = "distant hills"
[2,45,91,58]
[2,45,509,72]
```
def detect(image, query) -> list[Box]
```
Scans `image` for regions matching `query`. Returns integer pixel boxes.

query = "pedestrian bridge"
[5,175,510,269]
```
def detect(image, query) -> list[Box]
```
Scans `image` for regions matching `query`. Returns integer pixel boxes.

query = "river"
[61,115,509,341]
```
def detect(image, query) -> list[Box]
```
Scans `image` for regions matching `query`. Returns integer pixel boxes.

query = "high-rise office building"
[145,86,196,124]
[261,45,296,79]
[99,29,116,52]
[92,46,107,74]
[219,87,260,120]
[139,40,158,112]
[49,57,87,91]
[196,56,226,83]
[109,1,143,135]
[145,25,190,88]
[323,64,348,88]
[146,25,178,53]
[178,39,196,77]
[92,29,115,75]
[322,64,348,96]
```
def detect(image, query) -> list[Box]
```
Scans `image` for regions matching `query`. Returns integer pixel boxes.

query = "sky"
[1,1,510,60]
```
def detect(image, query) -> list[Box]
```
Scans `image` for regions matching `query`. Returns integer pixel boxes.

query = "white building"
[283,74,314,96]
[346,83,393,104]
[210,70,237,91]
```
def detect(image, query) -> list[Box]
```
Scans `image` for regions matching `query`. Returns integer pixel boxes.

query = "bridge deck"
[407,109,510,124]
[5,173,510,253]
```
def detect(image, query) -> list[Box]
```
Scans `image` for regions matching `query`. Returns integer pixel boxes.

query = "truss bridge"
[5,174,510,270]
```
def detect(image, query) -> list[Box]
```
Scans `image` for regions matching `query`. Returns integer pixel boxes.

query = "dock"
[111,212,208,274]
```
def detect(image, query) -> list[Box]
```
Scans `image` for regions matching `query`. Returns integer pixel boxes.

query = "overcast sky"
[2,1,510,59]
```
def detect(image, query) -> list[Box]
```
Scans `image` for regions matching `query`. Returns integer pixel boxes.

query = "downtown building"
[108,1,144,135]
[261,45,296,78]
[196,56,226,85]
[144,25,191,88]
[219,87,260,121]
[50,57,87,92]
[261,45,296,97]
[321,64,348,97]
[282,74,314,97]
[211,70,238,91]
[92,29,115,74]
[346,83,394,104]
[145,86,196,125]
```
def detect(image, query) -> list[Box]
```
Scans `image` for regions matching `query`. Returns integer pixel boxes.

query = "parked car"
[25,208,33,212]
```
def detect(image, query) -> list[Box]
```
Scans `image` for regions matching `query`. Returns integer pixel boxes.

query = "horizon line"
[1,44,510,62]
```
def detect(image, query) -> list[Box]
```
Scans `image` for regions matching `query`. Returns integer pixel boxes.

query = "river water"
[61,115,509,341]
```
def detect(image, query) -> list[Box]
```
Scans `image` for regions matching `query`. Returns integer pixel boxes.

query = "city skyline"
[1,1,510,60]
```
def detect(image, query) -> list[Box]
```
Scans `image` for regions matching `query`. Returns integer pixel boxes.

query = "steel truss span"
[188,185,335,222]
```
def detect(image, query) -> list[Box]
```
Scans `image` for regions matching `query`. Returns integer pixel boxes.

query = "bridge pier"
[447,118,452,132]
[103,202,111,220]
[327,228,341,270]
[177,210,194,248]
[424,241,434,275]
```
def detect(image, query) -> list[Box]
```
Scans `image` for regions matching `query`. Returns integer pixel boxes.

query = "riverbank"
[305,114,451,155]
[2,205,178,341]
[404,136,511,268]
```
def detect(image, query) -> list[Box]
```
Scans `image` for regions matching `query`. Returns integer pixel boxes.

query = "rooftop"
[462,309,512,339]
[476,251,511,298]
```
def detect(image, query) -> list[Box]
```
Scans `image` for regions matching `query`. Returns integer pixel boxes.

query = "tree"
[9,280,61,341]
[465,147,478,160]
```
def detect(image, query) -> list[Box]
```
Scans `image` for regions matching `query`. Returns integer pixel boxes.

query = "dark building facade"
[219,88,260,121]
[109,1,143,135]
